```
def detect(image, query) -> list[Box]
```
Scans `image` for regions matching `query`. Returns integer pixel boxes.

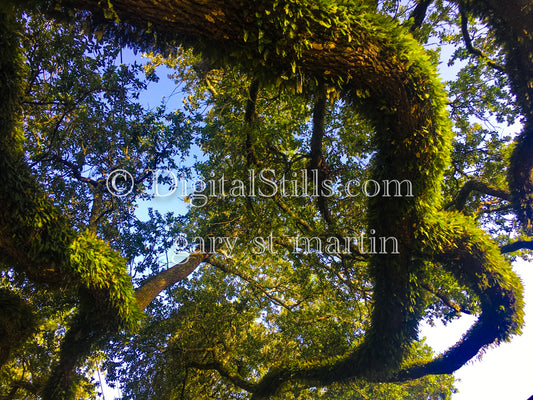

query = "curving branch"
[458,2,506,73]
[2,0,528,398]
[39,1,520,396]
[449,179,511,211]
[393,213,523,381]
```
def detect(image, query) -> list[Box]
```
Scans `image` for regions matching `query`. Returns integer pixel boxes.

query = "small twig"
[421,283,472,315]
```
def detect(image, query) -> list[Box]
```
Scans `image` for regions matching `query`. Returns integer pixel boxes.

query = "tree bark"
[134,252,206,310]
[35,0,524,394]
[5,0,528,396]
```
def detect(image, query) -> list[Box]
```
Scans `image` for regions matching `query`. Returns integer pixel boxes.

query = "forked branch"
[459,3,506,73]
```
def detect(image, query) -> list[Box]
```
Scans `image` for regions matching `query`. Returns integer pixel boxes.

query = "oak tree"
[1,0,532,399]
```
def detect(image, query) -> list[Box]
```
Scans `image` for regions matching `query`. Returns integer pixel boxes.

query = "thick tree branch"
[3,1,526,398]
[449,179,510,211]
[308,91,333,225]
[409,0,433,32]
[33,1,521,395]
[392,213,523,382]
[134,252,206,310]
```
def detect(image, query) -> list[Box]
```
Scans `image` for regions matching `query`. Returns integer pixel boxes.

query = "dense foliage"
[1,0,532,399]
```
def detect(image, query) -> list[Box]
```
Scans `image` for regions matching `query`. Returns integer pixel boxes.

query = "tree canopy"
[0,0,532,399]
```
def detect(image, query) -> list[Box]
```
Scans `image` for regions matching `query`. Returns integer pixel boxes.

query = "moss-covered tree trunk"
[1,0,529,398]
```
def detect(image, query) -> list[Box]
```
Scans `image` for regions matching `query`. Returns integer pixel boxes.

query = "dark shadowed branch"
[458,2,506,73]
[500,241,533,254]
[448,179,510,211]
